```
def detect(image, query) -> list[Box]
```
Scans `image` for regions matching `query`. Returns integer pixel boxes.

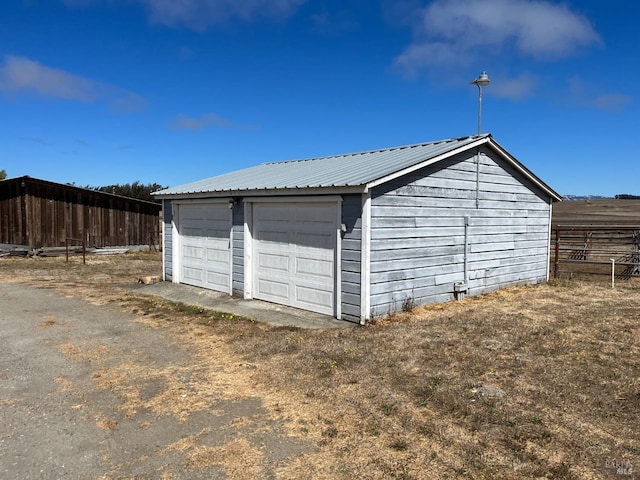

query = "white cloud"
[169,113,259,131]
[308,6,360,35]
[394,42,470,77]
[593,94,632,111]
[61,0,306,30]
[178,46,194,60]
[491,74,537,100]
[19,136,49,146]
[60,0,96,6]
[0,55,146,112]
[143,0,305,29]
[395,0,601,72]
[108,90,147,113]
[0,56,97,101]
[568,77,632,111]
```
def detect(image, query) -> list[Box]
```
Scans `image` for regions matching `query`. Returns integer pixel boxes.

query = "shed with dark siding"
[0,176,161,249]
[154,134,561,324]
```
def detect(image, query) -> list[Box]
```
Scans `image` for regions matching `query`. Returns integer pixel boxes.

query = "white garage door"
[177,203,231,293]
[253,202,336,315]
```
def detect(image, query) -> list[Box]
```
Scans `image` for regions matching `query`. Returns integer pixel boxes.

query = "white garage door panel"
[206,271,229,287]
[178,204,231,293]
[253,202,336,315]
[258,252,289,271]
[295,284,332,309]
[295,255,333,277]
[183,267,204,283]
[259,231,289,244]
[257,278,290,300]
[206,247,229,264]
[183,245,203,259]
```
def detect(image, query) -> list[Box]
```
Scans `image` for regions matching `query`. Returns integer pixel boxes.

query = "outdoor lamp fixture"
[471,71,490,135]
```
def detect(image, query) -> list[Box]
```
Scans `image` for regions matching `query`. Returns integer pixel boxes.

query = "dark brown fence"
[0,177,161,249]
[552,225,640,279]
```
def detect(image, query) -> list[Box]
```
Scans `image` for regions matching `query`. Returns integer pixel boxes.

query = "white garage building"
[154,135,561,324]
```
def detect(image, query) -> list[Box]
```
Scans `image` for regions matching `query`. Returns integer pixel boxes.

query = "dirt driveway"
[2,253,640,479]
[0,282,311,479]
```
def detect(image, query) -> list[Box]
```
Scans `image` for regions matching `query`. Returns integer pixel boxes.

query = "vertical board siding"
[369,148,551,317]
[232,200,245,296]
[0,181,23,244]
[340,194,362,322]
[0,178,161,248]
[163,201,173,280]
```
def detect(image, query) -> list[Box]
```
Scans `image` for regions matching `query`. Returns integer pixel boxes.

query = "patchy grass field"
[1,253,639,479]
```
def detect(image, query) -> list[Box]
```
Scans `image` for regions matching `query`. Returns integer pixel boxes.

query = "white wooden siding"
[340,194,362,322]
[369,149,551,317]
[163,201,173,280]
[231,201,244,295]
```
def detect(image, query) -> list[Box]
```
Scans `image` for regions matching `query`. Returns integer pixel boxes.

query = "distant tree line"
[615,194,640,200]
[86,181,167,203]
[0,169,7,180]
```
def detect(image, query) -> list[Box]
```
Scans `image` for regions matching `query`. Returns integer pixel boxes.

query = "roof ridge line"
[261,135,480,166]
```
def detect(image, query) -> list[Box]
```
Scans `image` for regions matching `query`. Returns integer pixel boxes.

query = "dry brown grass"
[553,198,640,225]
[238,280,639,479]
[59,342,111,363]
[95,418,119,432]
[186,439,264,478]
[1,252,639,479]
[54,376,73,392]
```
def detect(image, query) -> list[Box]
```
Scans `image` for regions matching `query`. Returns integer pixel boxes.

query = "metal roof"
[154,134,560,200]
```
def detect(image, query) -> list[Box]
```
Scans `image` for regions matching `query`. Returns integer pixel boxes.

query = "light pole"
[471,71,490,135]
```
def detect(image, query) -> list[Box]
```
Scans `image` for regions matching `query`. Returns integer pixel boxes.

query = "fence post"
[610,258,615,288]
[65,237,86,264]
[554,226,560,278]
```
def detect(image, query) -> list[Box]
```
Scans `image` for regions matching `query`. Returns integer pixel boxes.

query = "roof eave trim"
[364,137,489,192]
[8,176,162,207]
[153,185,365,200]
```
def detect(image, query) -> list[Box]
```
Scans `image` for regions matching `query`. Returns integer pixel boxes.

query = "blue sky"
[1,0,637,196]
